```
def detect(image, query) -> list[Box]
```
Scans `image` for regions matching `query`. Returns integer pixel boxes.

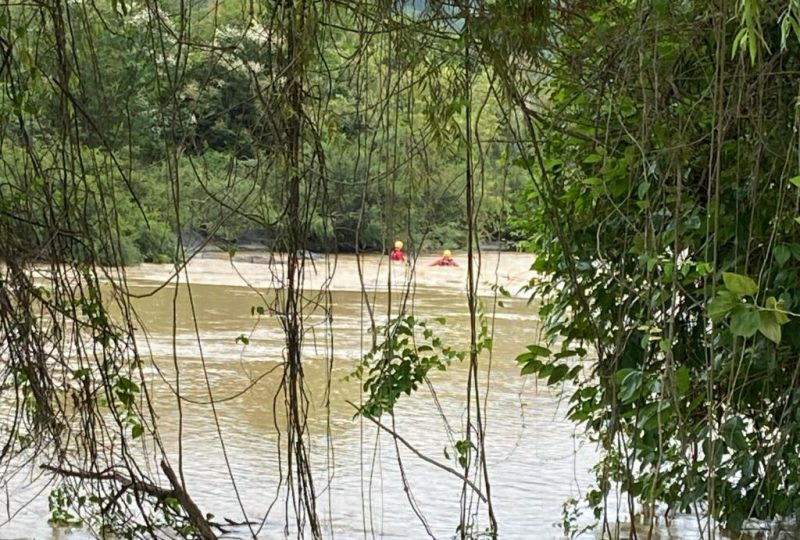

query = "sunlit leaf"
[723,272,758,297]
[758,311,781,344]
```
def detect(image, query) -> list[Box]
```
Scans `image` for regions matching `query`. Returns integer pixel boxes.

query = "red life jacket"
[390,249,405,261]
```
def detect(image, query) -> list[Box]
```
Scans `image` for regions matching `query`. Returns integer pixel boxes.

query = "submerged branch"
[41,461,218,540]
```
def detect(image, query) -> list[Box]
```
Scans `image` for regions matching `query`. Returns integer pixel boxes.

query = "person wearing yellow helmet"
[390,240,406,262]
[432,249,458,267]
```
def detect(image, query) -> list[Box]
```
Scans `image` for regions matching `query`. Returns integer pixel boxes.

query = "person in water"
[390,240,406,262]
[432,249,458,267]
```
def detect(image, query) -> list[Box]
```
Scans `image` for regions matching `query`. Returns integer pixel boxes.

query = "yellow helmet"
[394,240,404,249]
[443,249,452,258]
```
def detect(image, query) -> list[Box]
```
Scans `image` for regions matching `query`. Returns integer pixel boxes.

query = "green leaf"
[637,402,658,430]
[758,311,781,344]
[707,291,739,321]
[729,305,760,337]
[723,272,758,296]
[547,364,570,385]
[637,181,651,200]
[775,301,791,325]
[675,367,690,396]
[619,370,643,403]
[526,344,551,357]
[789,176,800,188]
[520,359,542,376]
[774,245,791,267]
[614,368,635,384]
[696,261,713,276]
[765,297,791,324]
[131,424,144,439]
[721,416,747,452]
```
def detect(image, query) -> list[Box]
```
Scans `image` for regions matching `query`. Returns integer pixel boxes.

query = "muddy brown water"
[0,254,752,539]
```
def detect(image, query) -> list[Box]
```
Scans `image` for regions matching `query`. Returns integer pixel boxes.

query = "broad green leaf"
[723,272,758,296]
[774,245,791,267]
[789,176,800,188]
[758,311,781,344]
[641,401,672,430]
[547,364,570,385]
[526,344,551,357]
[131,424,144,439]
[729,305,760,337]
[707,291,739,321]
[615,367,635,384]
[520,359,542,376]
[637,402,657,430]
[619,370,643,403]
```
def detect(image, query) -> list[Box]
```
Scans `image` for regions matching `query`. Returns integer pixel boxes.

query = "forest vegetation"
[1,0,526,264]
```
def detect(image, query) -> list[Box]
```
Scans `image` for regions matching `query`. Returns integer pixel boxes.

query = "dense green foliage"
[508,0,800,534]
[0,1,524,265]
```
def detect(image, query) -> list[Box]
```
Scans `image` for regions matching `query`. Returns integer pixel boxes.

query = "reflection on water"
[0,254,747,539]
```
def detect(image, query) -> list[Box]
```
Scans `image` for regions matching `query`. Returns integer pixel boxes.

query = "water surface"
[0,253,724,539]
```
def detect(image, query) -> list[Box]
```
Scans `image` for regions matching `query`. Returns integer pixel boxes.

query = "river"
[0,253,755,539]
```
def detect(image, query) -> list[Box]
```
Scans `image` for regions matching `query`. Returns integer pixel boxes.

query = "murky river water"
[0,254,753,539]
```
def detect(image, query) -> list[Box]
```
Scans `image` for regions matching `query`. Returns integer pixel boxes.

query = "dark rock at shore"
[180,230,221,255]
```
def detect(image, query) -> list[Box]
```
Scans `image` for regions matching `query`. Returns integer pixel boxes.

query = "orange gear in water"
[432,250,458,267]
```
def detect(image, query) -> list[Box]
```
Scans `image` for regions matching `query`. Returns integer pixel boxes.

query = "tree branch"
[346,401,488,503]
